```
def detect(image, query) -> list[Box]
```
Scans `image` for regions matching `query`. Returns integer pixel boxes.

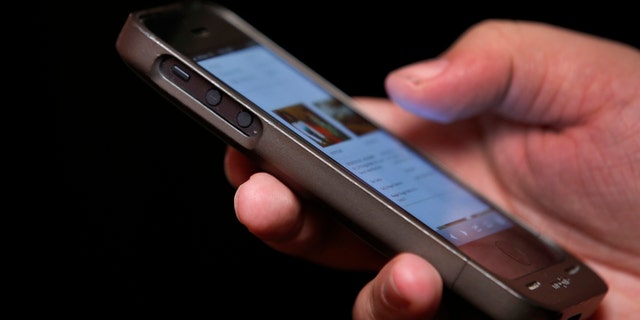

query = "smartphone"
[116,1,607,319]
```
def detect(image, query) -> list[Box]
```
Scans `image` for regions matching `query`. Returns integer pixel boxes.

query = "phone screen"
[140,7,562,279]
[196,43,506,245]
[193,41,564,279]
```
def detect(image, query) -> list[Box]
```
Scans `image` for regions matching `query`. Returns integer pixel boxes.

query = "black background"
[52,1,637,317]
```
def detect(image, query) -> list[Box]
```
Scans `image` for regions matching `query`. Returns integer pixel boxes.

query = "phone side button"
[170,64,191,82]
[236,111,253,128]
[205,88,222,106]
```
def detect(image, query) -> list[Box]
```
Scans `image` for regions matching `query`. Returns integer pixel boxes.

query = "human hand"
[225,20,640,319]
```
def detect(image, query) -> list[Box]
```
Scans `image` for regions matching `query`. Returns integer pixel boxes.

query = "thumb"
[385,20,639,126]
[352,253,443,320]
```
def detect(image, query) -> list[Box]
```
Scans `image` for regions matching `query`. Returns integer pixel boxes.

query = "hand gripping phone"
[116,1,607,319]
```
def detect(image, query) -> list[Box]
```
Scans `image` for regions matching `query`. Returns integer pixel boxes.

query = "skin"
[224,20,640,319]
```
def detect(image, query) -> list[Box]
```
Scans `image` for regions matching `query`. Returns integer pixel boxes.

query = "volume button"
[158,55,262,138]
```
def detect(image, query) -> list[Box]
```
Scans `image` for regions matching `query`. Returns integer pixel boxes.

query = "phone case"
[116,2,607,319]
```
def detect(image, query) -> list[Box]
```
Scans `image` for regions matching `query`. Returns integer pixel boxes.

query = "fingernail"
[399,59,448,85]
